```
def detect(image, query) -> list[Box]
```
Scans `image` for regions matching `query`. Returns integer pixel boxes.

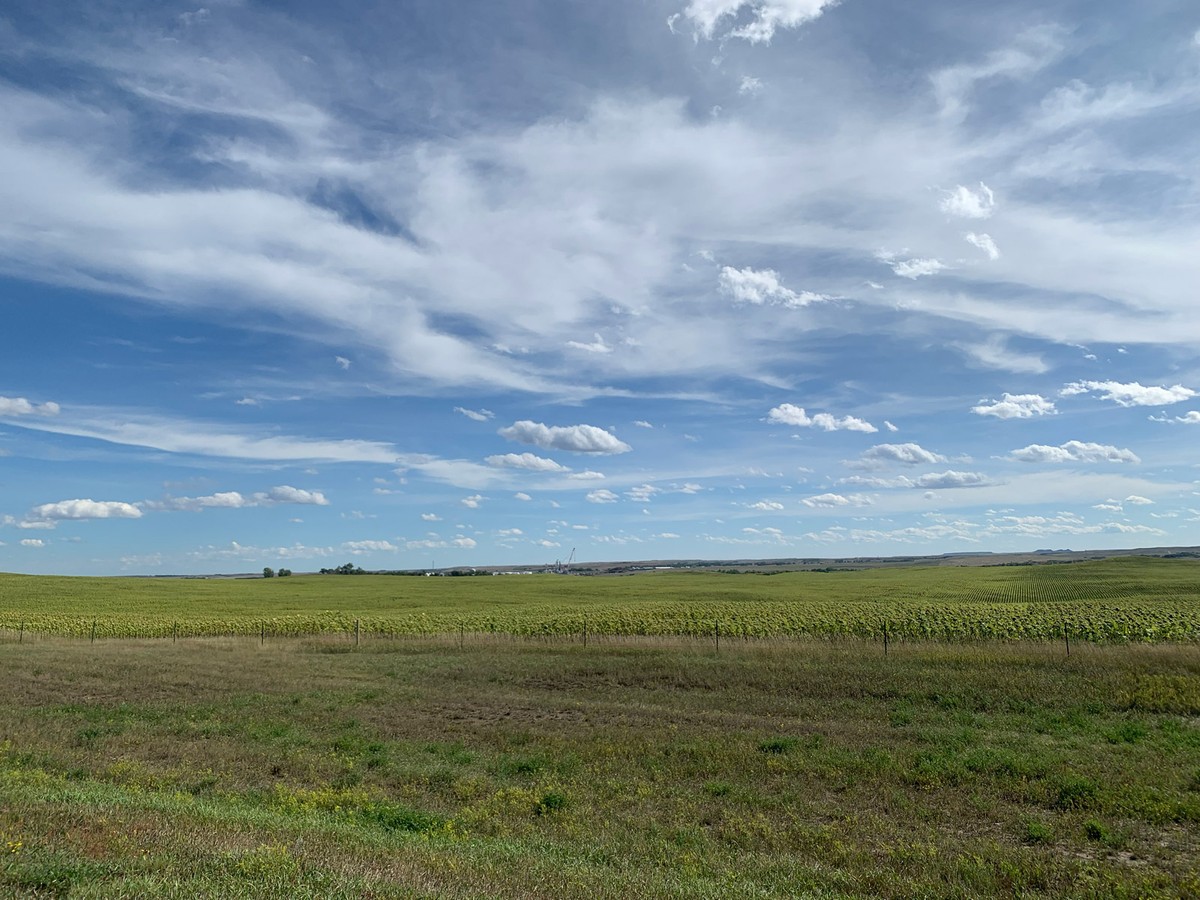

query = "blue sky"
[2,0,1200,574]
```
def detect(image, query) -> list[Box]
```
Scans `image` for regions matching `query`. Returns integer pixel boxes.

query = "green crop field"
[2,558,1200,897]
[2,556,1199,643]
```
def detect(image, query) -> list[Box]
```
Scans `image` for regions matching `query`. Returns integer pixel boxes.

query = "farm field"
[2,557,1199,897]
[1,635,1199,898]
[2,556,1200,642]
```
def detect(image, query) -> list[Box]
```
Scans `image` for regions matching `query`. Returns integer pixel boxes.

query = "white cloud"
[1009,441,1140,464]
[343,540,396,553]
[748,500,785,510]
[454,407,494,421]
[499,420,631,454]
[14,408,399,463]
[738,76,763,95]
[153,486,328,511]
[421,512,442,521]
[802,492,872,508]
[28,499,143,521]
[514,492,532,501]
[0,396,60,417]
[884,421,898,432]
[335,356,351,370]
[566,333,613,353]
[839,472,986,489]
[262,485,329,506]
[1061,380,1196,407]
[718,267,830,308]
[484,452,569,472]
[1170,411,1200,424]
[958,336,1048,375]
[454,537,477,549]
[460,494,484,508]
[913,470,991,489]
[567,470,606,480]
[21,538,45,547]
[1124,495,1153,505]
[940,182,996,218]
[964,232,1000,260]
[586,489,620,503]
[626,484,661,502]
[889,257,946,279]
[971,393,1056,419]
[858,443,947,466]
[678,0,839,43]
[766,403,876,432]
[633,420,653,428]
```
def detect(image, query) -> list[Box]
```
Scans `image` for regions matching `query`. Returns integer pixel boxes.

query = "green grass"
[2,635,1199,897]
[2,556,1200,641]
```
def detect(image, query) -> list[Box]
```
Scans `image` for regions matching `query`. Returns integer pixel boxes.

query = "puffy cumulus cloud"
[157,491,250,511]
[484,452,569,472]
[1169,411,1200,424]
[21,538,46,547]
[890,257,946,279]
[1008,441,1140,464]
[343,540,397,553]
[499,420,631,454]
[748,500,785,510]
[152,485,328,512]
[28,499,143,522]
[940,182,996,218]
[567,470,606,480]
[913,470,991,489]
[405,536,478,551]
[1061,380,1196,407]
[766,403,876,432]
[460,494,485,508]
[0,396,60,417]
[984,512,1164,539]
[586,489,620,503]
[262,485,329,506]
[858,443,947,467]
[625,484,661,503]
[633,420,653,428]
[514,492,533,501]
[964,232,1000,260]
[421,512,442,521]
[972,393,1056,419]
[675,0,840,43]
[454,407,494,421]
[1124,495,1154,505]
[801,492,877,510]
[718,267,831,308]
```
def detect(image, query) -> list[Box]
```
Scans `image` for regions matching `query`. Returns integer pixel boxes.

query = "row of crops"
[2,599,1199,643]
[1,558,1198,643]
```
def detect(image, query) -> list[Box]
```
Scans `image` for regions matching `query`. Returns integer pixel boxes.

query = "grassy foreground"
[1,635,1199,898]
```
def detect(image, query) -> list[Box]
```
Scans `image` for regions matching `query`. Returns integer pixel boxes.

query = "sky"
[2,0,1200,575]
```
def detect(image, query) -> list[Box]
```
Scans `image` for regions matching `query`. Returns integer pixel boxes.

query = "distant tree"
[277,568,292,577]
[262,567,275,578]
